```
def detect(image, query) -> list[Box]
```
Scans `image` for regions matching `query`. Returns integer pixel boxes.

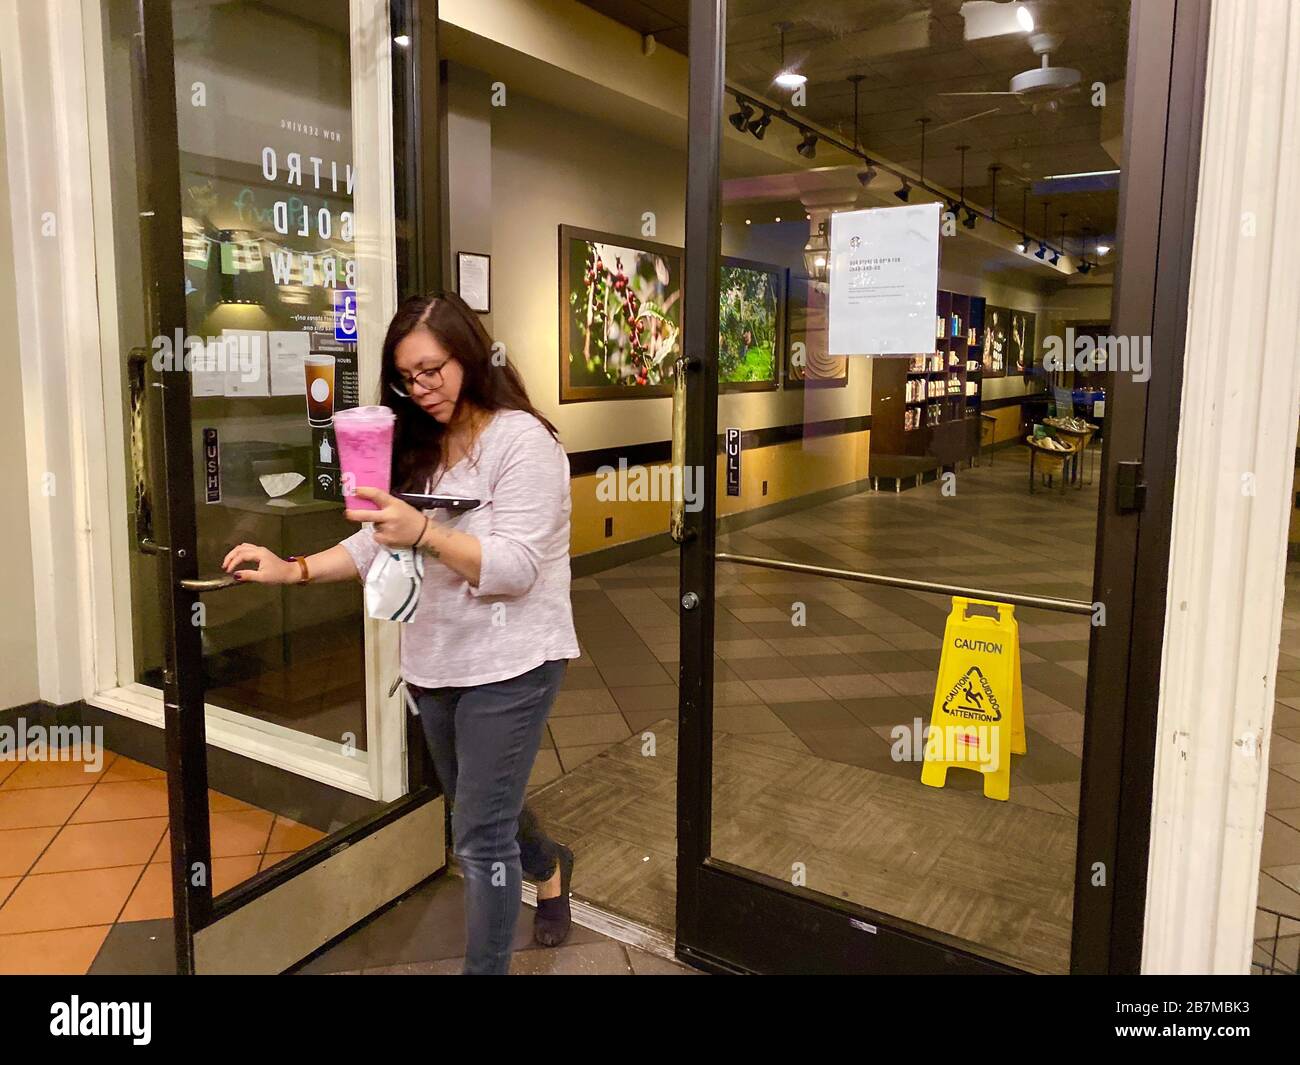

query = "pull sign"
[203,428,221,503]
[725,428,741,497]
[1116,460,1146,513]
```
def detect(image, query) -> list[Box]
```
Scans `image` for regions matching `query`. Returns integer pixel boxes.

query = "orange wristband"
[289,555,311,584]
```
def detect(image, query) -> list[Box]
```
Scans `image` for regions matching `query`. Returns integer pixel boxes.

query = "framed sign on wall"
[456,251,491,313]
[783,275,848,389]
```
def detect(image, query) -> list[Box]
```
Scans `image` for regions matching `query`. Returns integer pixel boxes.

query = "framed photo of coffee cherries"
[558,224,683,402]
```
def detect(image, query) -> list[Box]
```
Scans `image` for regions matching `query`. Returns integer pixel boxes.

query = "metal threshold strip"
[715,552,1094,616]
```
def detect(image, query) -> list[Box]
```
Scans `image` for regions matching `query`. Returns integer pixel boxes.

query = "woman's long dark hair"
[380,291,559,493]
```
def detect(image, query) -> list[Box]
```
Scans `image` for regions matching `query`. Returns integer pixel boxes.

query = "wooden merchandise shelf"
[869,290,985,489]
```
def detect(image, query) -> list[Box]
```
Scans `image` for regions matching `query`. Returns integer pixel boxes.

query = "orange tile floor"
[0,748,325,974]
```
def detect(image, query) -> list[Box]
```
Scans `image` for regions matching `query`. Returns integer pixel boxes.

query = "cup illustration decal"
[305,354,336,427]
[332,405,395,512]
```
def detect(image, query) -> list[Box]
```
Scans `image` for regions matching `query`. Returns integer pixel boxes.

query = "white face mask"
[363,530,424,623]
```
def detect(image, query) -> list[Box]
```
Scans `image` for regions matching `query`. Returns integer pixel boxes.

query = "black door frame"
[676,0,1211,975]
[138,0,446,975]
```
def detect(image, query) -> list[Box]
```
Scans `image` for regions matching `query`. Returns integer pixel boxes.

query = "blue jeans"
[410,660,567,975]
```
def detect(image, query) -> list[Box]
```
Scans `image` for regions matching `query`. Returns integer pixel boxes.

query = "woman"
[221,292,581,975]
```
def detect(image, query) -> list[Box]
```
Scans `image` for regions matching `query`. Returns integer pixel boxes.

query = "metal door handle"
[669,355,691,544]
[128,348,157,553]
[179,575,244,592]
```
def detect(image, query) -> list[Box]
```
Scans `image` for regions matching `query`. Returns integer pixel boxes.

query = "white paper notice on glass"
[190,340,224,397]
[221,329,270,397]
[269,331,310,396]
[827,202,940,355]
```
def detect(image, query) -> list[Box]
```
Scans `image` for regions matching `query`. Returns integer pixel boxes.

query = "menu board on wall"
[827,202,940,356]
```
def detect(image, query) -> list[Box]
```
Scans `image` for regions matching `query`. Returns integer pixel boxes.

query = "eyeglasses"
[389,361,449,398]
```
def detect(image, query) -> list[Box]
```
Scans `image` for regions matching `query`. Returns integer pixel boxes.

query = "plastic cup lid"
[334,405,395,423]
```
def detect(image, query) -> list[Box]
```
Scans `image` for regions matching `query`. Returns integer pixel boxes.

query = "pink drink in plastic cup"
[332,406,395,512]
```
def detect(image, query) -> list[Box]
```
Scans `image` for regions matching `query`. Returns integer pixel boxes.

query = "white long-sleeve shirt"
[341,408,580,687]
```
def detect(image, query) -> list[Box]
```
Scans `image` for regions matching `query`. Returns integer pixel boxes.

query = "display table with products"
[1042,416,1099,486]
[1024,435,1077,494]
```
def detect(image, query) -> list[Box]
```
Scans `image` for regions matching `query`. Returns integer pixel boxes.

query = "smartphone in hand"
[396,493,482,512]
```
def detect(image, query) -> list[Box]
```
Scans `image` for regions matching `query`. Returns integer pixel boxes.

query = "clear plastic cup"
[332,405,395,512]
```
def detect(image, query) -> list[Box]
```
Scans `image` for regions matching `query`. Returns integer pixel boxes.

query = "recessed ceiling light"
[393,34,410,47]
[774,216,782,222]
[745,219,752,225]
[1097,244,1111,256]
[1016,4,1035,33]
[773,23,805,89]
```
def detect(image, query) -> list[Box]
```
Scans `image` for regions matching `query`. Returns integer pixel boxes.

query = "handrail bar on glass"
[715,552,1094,616]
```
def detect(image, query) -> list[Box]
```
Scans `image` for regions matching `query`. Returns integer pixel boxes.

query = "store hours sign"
[827,202,940,356]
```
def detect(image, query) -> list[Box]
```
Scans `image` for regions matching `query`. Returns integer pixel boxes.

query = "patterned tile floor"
[531,448,1098,795]
[299,873,698,975]
[527,447,1096,971]
[523,445,1300,973]
[0,752,325,974]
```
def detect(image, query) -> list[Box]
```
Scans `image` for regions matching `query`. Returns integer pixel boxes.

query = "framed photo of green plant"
[718,256,783,392]
[559,225,683,402]
[783,275,849,389]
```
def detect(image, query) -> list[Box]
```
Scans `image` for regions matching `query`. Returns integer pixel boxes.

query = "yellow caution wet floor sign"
[920,597,1025,801]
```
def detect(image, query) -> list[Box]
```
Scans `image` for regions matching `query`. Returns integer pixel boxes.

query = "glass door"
[676,0,1207,974]
[99,0,445,973]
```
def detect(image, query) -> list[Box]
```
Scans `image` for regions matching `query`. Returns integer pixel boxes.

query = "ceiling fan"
[934,33,1082,128]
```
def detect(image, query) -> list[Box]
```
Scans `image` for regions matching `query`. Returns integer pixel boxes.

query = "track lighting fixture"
[797,131,818,158]
[963,208,978,229]
[729,99,754,131]
[1035,242,1047,260]
[747,109,772,139]
[857,163,878,186]
[895,180,912,203]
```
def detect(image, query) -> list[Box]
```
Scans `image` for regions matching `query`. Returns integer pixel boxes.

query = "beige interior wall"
[447,64,875,457]
[0,70,41,711]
